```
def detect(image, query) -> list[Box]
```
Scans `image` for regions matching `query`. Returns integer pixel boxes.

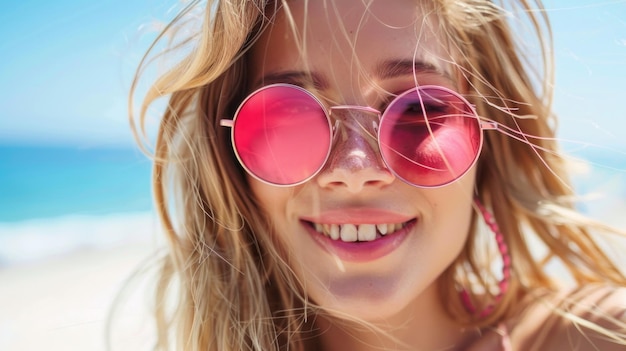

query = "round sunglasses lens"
[378,87,481,187]
[233,85,331,185]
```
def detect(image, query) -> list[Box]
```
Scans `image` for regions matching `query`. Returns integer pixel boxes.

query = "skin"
[243,0,626,350]
[248,1,479,349]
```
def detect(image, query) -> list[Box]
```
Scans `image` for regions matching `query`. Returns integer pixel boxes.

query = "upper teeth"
[313,223,405,242]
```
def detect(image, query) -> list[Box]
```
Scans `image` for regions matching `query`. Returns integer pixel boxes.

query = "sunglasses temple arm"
[220,119,234,128]
[480,120,498,131]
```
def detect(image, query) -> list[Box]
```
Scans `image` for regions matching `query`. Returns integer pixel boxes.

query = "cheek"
[433,196,473,249]
[425,169,476,245]
[248,178,288,216]
[248,177,302,240]
[248,177,297,256]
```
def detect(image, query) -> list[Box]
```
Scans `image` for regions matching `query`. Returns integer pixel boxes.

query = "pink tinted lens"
[378,87,481,187]
[232,85,332,185]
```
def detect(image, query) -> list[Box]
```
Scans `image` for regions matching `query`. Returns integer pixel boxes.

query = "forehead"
[249,0,453,90]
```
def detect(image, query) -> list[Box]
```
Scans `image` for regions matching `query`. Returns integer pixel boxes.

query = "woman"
[128,0,626,349]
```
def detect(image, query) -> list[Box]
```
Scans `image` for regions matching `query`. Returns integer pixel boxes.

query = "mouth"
[306,220,414,242]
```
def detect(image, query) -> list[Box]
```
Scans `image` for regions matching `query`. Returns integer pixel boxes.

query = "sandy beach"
[0,243,157,351]
[1,190,624,351]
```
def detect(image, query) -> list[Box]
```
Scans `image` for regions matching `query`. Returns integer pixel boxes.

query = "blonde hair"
[128,0,626,350]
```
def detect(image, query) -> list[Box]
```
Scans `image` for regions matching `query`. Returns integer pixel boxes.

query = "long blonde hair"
[128,0,626,349]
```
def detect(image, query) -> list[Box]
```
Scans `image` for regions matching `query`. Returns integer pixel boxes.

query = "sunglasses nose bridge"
[329,104,381,136]
[328,104,381,147]
[316,106,394,191]
[330,105,380,116]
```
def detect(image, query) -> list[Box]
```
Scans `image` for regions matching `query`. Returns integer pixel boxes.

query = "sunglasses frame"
[220,83,497,187]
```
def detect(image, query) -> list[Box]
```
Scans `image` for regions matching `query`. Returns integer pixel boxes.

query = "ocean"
[0,144,624,266]
[0,145,153,222]
[0,145,155,265]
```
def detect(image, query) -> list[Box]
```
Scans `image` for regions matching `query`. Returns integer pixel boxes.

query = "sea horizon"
[0,143,153,223]
[0,142,624,266]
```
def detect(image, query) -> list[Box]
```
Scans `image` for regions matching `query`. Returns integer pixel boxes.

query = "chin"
[310,278,428,323]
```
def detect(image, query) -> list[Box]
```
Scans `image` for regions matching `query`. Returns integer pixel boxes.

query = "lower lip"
[304,220,415,263]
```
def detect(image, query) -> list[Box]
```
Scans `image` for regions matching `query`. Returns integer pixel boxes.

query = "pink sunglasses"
[220,83,496,187]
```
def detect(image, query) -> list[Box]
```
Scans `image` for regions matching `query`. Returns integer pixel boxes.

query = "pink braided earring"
[460,198,512,317]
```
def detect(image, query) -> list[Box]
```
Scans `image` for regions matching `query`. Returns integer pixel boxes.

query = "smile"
[303,218,416,262]
[310,221,410,242]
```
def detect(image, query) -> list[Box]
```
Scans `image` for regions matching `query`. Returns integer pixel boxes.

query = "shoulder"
[508,284,626,351]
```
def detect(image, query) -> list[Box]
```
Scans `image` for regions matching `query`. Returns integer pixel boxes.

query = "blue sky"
[546,0,626,156]
[1,0,625,152]
[0,0,174,147]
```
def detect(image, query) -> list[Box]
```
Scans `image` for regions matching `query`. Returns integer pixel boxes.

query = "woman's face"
[247,0,476,321]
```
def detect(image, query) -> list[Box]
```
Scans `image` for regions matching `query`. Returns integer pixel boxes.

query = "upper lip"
[301,208,414,224]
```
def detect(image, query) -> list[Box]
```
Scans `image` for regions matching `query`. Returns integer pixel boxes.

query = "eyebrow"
[373,59,451,81]
[254,71,329,90]
[254,59,450,90]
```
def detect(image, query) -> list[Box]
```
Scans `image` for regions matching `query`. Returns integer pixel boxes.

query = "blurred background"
[0,0,625,350]
[0,1,176,349]
[0,1,176,265]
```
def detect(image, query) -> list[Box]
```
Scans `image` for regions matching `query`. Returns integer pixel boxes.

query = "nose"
[316,109,395,192]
